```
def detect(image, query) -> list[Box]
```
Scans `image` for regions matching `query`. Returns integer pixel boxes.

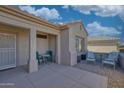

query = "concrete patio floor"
[75,61,124,88]
[0,63,108,88]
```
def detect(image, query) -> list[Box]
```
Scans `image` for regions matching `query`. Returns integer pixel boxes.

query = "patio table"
[42,54,50,63]
[77,52,87,63]
[94,52,108,63]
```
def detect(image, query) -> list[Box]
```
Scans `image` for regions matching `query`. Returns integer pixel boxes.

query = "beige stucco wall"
[60,24,87,66]
[0,23,29,66]
[88,40,119,53]
[36,32,49,54]
[69,26,79,66]
[37,37,48,54]
[88,45,118,53]
[60,29,70,65]
[69,24,87,52]
[49,35,56,62]
[69,24,87,66]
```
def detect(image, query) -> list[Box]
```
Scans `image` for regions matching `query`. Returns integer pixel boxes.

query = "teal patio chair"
[45,50,53,62]
[102,52,119,69]
[86,51,96,63]
[36,51,43,64]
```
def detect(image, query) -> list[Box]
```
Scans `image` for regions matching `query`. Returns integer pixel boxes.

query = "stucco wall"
[68,24,87,65]
[49,35,56,62]
[69,26,77,66]
[88,45,118,53]
[69,24,87,52]
[60,23,87,66]
[88,40,119,53]
[60,29,70,65]
[36,33,49,54]
[18,30,29,66]
[0,23,29,66]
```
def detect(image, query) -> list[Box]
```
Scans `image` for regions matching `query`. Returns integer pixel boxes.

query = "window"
[76,38,79,52]
[37,34,47,39]
[75,37,84,52]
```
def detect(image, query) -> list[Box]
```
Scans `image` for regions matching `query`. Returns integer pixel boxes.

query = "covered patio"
[0,6,61,73]
[0,22,60,72]
[36,31,57,63]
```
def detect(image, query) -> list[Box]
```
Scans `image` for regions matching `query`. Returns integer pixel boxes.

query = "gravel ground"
[74,61,124,88]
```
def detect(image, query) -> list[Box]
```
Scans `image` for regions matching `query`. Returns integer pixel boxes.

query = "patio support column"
[57,34,61,64]
[29,28,38,73]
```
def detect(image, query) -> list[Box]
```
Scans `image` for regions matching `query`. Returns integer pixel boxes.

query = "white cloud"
[35,7,61,20]
[119,12,124,21]
[86,21,121,36]
[72,5,124,21]
[72,6,98,15]
[117,26,123,30]
[62,5,69,9]
[19,5,35,14]
[19,5,61,20]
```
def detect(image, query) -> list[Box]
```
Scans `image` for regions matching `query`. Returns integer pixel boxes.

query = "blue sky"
[18,5,124,42]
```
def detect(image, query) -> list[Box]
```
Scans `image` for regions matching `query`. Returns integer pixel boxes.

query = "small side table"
[77,52,87,63]
[42,54,50,63]
[81,53,86,60]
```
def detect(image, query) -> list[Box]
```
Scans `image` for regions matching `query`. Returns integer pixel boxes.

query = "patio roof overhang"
[0,6,60,31]
[0,6,88,35]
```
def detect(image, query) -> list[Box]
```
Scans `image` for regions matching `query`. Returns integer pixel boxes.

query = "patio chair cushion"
[87,52,95,59]
[102,52,119,67]
[87,52,95,62]
[87,58,95,61]
[104,58,115,62]
[102,60,115,65]
[108,52,119,61]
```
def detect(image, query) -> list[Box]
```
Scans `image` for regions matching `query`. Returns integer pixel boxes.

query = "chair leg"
[102,63,103,66]
[102,62,104,67]
[114,64,115,70]
[37,59,40,65]
[93,60,95,64]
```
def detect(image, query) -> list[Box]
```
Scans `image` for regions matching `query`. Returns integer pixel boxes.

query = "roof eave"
[0,6,60,30]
